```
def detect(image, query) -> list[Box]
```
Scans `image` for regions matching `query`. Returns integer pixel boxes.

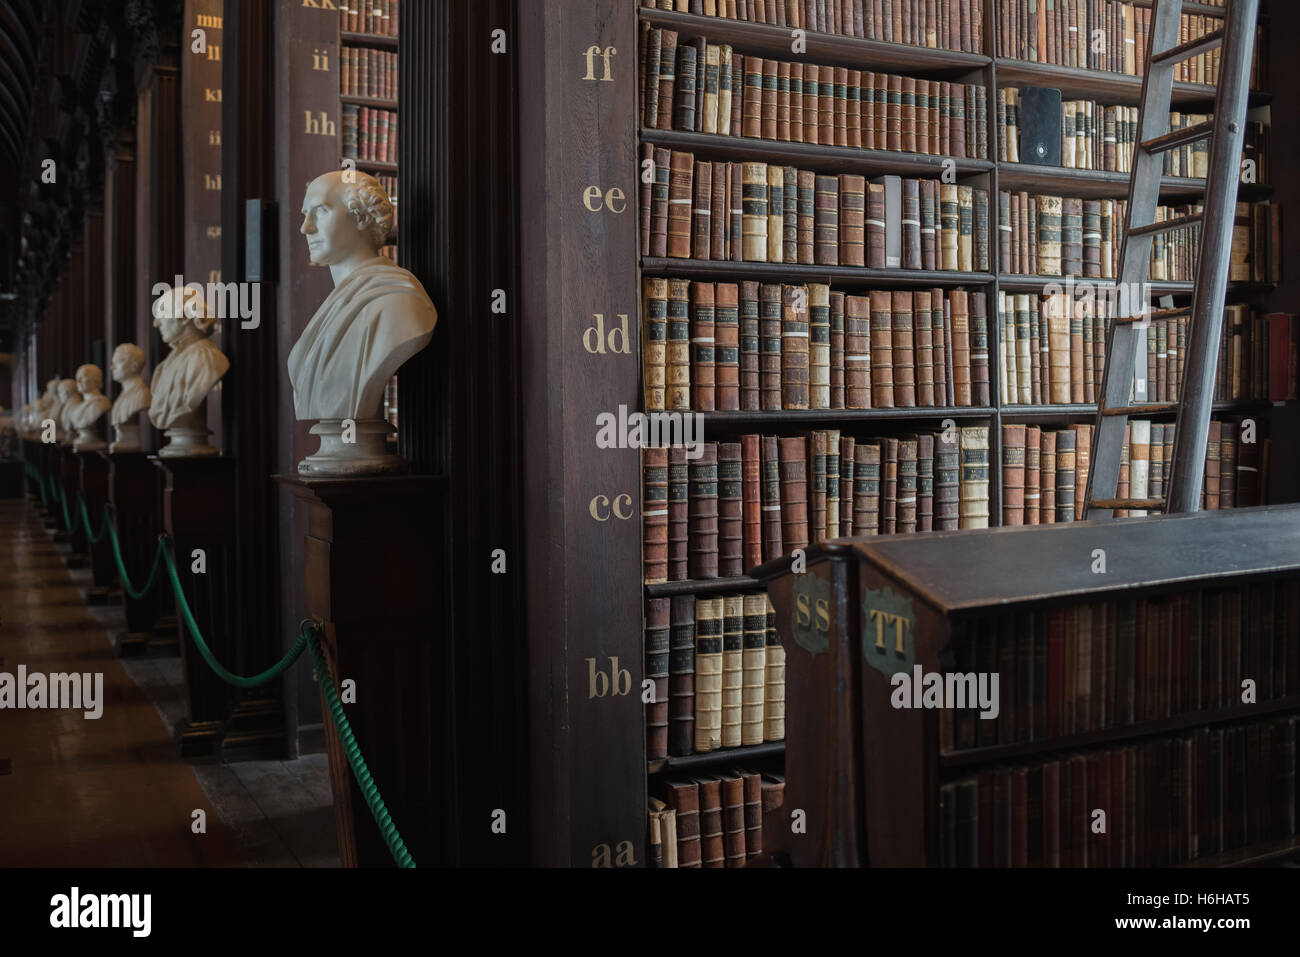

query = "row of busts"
[16,284,230,456]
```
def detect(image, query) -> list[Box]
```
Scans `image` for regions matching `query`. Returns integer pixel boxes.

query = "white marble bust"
[287,170,437,475]
[34,379,61,439]
[109,343,152,452]
[148,285,230,456]
[68,364,112,451]
[56,378,81,445]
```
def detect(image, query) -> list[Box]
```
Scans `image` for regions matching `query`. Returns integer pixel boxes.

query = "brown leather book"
[915,78,931,154]
[802,63,819,144]
[645,597,671,761]
[789,62,804,143]
[939,183,959,271]
[897,437,919,534]
[718,443,744,577]
[949,289,971,406]
[1002,424,1026,526]
[739,281,760,411]
[840,434,857,536]
[866,181,887,269]
[913,290,935,406]
[778,436,809,553]
[917,432,935,531]
[853,442,881,535]
[714,283,740,411]
[860,70,876,149]
[728,161,744,263]
[1025,425,1041,526]
[847,68,862,147]
[666,279,692,411]
[809,283,831,409]
[892,290,917,407]
[1073,423,1092,520]
[760,435,784,560]
[870,290,895,408]
[930,286,948,404]
[761,58,778,140]
[741,434,762,570]
[830,290,846,409]
[776,61,791,141]
[650,147,672,258]
[806,430,826,542]
[886,73,902,151]
[668,597,696,756]
[900,75,916,153]
[667,151,695,259]
[674,43,697,132]
[818,63,835,146]
[668,446,690,581]
[688,442,719,579]
[921,178,938,270]
[742,55,763,139]
[1039,429,1057,525]
[692,161,713,260]
[656,31,679,132]
[970,291,990,406]
[690,281,716,411]
[740,596,767,749]
[766,165,785,263]
[692,775,726,867]
[719,771,748,866]
[796,169,816,265]
[711,159,728,260]
[902,177,921,270]
[814,174,839,266]
[741,770,764,859]
[759,283,783,410]
[881,437,899,534]
[663,778,701,867]
[639,142,654,257]
[839,174,866,267]
[832,66,848,147]
[934,431,959,530]
[781,284,811,409]
[643,447,669,584]
[721,595,745,748]
[783,167,799,264]
[845,294,872,409]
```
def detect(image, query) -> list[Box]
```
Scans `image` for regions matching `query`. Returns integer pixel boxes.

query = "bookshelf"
[632,0,1293,867]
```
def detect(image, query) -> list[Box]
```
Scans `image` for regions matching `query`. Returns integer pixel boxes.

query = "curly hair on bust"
[342,173,395,249]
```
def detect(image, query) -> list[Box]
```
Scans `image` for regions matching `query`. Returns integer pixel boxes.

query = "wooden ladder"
[1082,0,1260,519]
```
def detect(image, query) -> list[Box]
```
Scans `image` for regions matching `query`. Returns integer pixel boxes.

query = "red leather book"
[869,290,895,408]
[949,289,971,406]
[741,434,762,570]
[666,151,695,259]
[838,173,866,267]
[688,443,719,579]
[692,775,726,867]
[645,598,671,761]
[840,435,857,537]
[892,290,917,407]
[714,283,740,410]
[1001,424,1026,526]
[781,284,811,409]
[720,772,748,866]
[814,174,839,266]
[718,443,744,577]
[881,437,899,535]
[759,284,783,410]
[668,595,696,756]
[760,435,784,560]
[668,447,689,581]
[845,294,872,409]
[778,436,809,553]
[1024,425,1041,525]
[692,160,713,261]
[642,447,669,584]
[739,281,760,411]
[690,282,716,411]
[742,770,763,860]
[854,442,881,535]
[808,431,828,543]
[663,778,701,867]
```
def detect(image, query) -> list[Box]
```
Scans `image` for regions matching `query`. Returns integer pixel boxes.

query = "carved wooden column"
[102,450,169,656]
[77,449,115,602]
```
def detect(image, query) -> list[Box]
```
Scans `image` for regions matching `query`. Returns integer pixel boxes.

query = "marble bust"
[18,380,55,437]
[56,379,81,446]
[109,343,152,452]
[287,170,437,475]
[148,284,230,456]
[68,364,112,451]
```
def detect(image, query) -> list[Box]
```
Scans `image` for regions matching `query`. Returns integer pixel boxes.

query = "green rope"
[106,524,168,601]
[76,492,111,544]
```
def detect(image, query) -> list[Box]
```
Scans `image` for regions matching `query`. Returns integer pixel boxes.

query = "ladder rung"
[1090,498,1167,510]
[1128,213,1203,238]
[1101,403,1179,416]
[1114,306,1192,325]
[1141,119,1215,155]
[1150,27,1224,66]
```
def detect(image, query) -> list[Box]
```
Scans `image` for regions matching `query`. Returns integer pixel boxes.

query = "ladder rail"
[1166,0,1261,513]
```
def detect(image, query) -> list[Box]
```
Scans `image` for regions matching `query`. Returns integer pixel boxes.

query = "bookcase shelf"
[644,575,766,598]
[997,274,1194,294]
[997,163,1273,202]
[341,94,398,110]
[694,407,997,429]
[642,258,994,287]
[1178,835,1300,868]
[995,58,1270,109]
[341,30,397,50]
[648,741,786,777]
[642,128,993,177]
[640,7,991,74]
[940,696,1300,771]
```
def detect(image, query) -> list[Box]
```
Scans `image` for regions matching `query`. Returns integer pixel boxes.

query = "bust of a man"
[110,343,151,425]
[287,171,436,474]
[148,285,230,432]
[56,378,81,444]
[68,364,111,451]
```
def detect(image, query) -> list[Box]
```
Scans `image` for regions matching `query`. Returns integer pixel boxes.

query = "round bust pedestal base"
[297,418,407,476]
[110,423,142,454]
[73,427,107,452]
[158,410,218,457]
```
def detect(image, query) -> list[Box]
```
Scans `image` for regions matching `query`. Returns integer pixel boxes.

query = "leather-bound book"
[929,288,948,405]
[693,37,707,132]
[840,434,857,537]
[809,283,831,409]
[808,430,828,543]
[778,436,809,553]
[674,43,697,131]
[647,799,667,869]
[642,277,668,411]
[1072,423,1092,520]
[760,435,783,560]
[650,147,671,258]
[1002,424,1026,526]
[881,437,899,535]
[853,442,881,535]
[739,281,760,411]
[668,447,690,581]
[866,181,887,269]
[782,167,799,264]
[824,428,840,538]
[645,598,671,761]
[721,594,745,748]
[959,425,990,529]
[711,159,728,260]
[761,58,778,140]
[974,187,990,272]
[775,61,792,141]
[666,279,692,411]
[663,779,701,867]
[719,45,734,136]
[714,283,740,410]
[1060,196,1083,276]
[740,595,768,747]
[730,161,745,263]
[742,55,763,139]
[718,443,744,577]
[813,175,839,266]
[741,770,763,860]
[1023,425,1041,525]
[796,170,816,265]
[913,290,935,406]
[921,179,938,270]
[688,443,719,579]
[643,28,662,132]
[901,178,921,270]
[896,437,919,534]
[819,63,836,146]
[1040,430,1058,524]
[802,63,819,144]
[1068,297,1087,404]
[838,174,866,267]
[915,433,934,532]
[741,434,762,570]
[656,30,679,132]
[846,68,862,147]
[829,291,846,409]
[898,75,916,154]
[639,142,654,256]
[1030,294,1045,405]
[765,165,784,263]
[1045,293,1070,404]
[998,190,1012,271]
[782,284,811,409]
[762,596,786,743]
[872,174,902,268]
[690,281,716,411]
[1014,292,1033,404]
[957,184,974,272]
[915,78,930,154]
[845,295,872,409]
[939,183,960,271]
[949,289,971,406]
[692,775,726,867]
[719,771,747,866]
[885,73,902,151]
[1036,194,1063,276]
[1203,420,1221,510]
[1220,428,1237,509]
[741,162,769,262]
[789,62,804,143]
[759,284,783,410]
[869,290,895,408]
[667,151,695,259]
[892,291,917,407]
[643,447,670,584]
[694,598,724,752]
[859,69,876,149]
[970,292,990,406]
[1055,427,1076,523]
[702,44,721,134]
[668,595,696,756]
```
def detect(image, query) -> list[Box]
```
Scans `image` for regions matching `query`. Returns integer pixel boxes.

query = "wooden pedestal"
[153,456,239,756]
[58,447,87,559]
[279,475,451,868]
[103,451,170,656]
[77,450,114,602]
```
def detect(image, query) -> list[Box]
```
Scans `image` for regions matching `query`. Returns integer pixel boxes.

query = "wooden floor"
[0,496,338,867]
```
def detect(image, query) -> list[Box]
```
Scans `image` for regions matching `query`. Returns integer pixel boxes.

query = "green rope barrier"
[22,457,416,867]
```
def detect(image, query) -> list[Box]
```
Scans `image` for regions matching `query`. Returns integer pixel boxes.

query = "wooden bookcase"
[627,0,1291,866]
[756,503,1300,867]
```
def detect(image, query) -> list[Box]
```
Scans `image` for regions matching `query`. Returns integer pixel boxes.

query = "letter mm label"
[863,586,916,679]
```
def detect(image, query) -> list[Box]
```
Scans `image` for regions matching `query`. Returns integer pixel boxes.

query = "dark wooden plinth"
[153,456,239,756]
[104,451,168,655]
[77,450,114,592]
[278,474,450,868]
